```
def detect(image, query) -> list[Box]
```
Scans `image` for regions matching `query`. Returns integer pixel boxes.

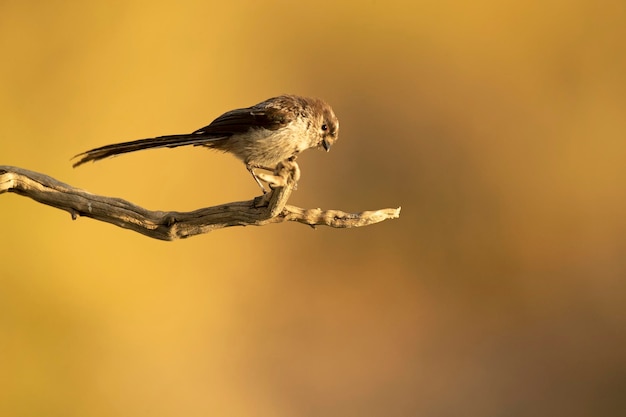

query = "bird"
[72,94,339,193]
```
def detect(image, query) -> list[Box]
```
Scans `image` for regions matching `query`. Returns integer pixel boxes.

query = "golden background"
[1,1,624,416]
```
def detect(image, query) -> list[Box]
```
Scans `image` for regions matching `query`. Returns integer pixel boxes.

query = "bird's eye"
[321,124,328,131]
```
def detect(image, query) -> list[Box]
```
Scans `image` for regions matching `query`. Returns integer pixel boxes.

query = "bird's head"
[311,98,339,152]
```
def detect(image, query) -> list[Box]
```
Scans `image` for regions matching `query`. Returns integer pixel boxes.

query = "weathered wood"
[0,163,400,241]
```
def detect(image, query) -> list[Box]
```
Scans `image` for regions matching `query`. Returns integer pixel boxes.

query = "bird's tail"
[72,133,227,167]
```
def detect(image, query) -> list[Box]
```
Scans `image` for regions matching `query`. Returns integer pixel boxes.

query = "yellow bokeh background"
[1,1,625,416]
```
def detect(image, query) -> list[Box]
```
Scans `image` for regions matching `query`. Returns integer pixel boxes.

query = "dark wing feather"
[191,103,294,135]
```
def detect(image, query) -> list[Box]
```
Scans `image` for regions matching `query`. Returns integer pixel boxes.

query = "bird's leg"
[247,163,288,194]
[247,164,269,194]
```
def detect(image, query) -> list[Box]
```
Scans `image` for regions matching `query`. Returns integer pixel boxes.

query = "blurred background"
[1,1,625,416]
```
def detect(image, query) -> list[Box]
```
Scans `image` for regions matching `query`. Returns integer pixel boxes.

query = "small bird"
[72,94,339,192]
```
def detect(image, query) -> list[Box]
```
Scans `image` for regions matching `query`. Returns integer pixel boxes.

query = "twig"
[0,163,400,241]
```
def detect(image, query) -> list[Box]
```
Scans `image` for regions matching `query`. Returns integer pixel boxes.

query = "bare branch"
[0,163,400,241]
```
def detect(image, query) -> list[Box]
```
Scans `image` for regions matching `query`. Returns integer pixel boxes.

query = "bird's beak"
[322,138,332,152]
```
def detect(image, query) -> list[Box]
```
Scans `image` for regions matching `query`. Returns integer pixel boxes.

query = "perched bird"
[72,94,339,192]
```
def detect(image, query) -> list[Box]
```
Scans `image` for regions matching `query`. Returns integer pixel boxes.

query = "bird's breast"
[226,118,313,167]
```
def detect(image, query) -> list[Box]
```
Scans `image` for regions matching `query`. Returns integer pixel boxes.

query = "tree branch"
[0,163,400,240]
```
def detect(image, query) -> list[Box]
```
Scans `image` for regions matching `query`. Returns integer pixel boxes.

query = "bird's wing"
[192,98,298,135]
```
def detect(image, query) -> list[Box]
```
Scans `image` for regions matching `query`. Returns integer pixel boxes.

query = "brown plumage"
[72,95,339,192]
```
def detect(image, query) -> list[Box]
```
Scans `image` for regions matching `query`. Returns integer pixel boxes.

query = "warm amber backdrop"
[1,1,624,416]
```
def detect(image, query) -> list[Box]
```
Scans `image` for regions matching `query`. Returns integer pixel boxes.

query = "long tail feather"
[72,134,227,167]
